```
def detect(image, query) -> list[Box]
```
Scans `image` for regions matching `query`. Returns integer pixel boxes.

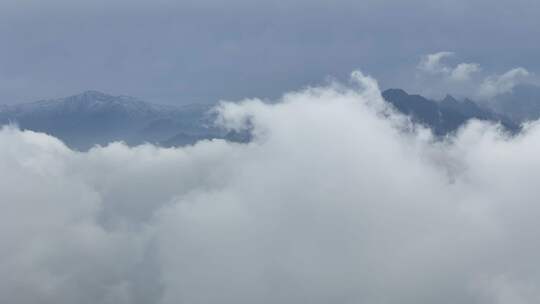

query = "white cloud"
[418,52,481,83]
[450,62,481,81]
[4,71,540,303]
[478,67,531,99]
[418,51,455,74]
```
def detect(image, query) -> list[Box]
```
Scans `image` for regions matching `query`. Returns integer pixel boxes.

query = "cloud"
[418,51,455,74]
[478,67,531,99]
[450,62,481,81]
[4,71,540,303]
[418,52,481,82]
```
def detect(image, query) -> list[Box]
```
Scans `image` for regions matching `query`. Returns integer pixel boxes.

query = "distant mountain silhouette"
[382,89,519,135]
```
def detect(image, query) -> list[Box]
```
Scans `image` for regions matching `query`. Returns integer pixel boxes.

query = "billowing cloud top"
[3,71,540,303]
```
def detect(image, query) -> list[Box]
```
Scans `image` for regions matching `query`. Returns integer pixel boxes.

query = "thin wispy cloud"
[418,51,455,75]
[478,67,532,99]
[450,62,481,81]
[418,52,480,82]
[416,52,536,100]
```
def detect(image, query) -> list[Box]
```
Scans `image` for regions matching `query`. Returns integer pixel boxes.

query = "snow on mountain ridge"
[0,91,225,150]
[1,90,190,119]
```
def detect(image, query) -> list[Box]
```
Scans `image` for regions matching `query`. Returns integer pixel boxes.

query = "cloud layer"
[3,72,540,303]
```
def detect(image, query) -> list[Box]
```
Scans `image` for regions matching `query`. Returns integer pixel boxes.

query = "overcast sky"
[1,0,540,104]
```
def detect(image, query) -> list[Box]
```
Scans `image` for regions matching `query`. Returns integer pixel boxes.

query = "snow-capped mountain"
[0,91,228,150]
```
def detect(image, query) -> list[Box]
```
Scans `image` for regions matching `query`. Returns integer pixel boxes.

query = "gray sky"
[1,0,539,104]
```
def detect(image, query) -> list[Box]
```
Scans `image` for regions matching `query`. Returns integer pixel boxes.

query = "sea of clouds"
[2,71,540,303]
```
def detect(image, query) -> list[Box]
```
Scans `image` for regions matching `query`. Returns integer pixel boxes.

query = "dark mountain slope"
[382,89,519,135]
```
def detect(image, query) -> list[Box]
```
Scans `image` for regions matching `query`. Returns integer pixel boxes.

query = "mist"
[2,71,540,303]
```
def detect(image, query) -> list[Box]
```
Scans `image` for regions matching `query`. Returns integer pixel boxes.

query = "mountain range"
[0,91,248,150]
[382,89,519,135]
[1,87,538,150]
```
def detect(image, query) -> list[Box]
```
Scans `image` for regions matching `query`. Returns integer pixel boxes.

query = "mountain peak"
[381,89,410,102]
[68,90,117,101]
[382,88,408,96]
[442,94,459,104]
[81,90,109,97]
[60,91,152,110]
